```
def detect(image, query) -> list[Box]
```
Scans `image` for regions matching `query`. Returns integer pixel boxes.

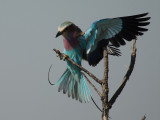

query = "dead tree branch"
[101,48,109,120]
[109,39,137,108]
[141,115,146,120]
[53,48,102,84]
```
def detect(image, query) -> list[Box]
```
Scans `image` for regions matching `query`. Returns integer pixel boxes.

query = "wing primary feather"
[136,17,151,22]
[119,29,136,41]
[122,27,144,36]
[121,13,149,19]
[116,35,126,45]
[110,37,120,47]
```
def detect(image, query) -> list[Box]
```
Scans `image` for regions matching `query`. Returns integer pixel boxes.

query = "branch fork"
[51,39,144,120]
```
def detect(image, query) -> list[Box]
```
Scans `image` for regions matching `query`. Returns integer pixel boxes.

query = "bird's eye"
[65,27,69,31]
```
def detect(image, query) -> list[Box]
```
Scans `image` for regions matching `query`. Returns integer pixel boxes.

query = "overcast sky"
[0,0,159,120]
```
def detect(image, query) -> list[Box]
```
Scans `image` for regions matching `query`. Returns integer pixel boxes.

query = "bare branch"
[53,48,102,84]
[109,39,137,108]
[81,72,102,97]
[141,115,146,120]
[90,96,102,112]
[102,48,109,120]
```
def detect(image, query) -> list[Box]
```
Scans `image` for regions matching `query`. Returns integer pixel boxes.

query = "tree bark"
[102,48,109,120]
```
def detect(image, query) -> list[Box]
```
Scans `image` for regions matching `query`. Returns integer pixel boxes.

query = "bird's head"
[56,21,83,38]
[56,21,73,38]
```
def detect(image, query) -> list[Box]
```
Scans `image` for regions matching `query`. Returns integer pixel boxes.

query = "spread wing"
[83,13,150,66]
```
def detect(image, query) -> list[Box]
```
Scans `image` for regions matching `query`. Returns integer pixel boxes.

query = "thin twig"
[53,48,102,84]
[91,96,102,112]
[109,39,137,108]
[81,72,102,97]
[48,64,55,85]
[141,115,146,120]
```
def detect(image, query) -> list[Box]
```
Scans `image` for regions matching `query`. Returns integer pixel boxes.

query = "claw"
[56,53,62,60]
[53,49,68,60]
[63,54,69,61]
[56,50,62,60]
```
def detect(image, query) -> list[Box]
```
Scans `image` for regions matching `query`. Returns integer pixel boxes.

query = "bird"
[54,13,150,103]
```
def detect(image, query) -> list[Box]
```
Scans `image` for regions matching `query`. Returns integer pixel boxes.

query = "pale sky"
[0,0,159,120]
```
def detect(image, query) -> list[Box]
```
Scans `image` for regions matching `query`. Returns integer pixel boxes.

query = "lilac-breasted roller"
[54,13,150,103]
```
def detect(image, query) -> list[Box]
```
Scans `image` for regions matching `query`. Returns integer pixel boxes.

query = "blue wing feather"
[82,13,150,66]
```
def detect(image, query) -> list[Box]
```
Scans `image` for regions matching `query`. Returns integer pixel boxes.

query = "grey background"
[0,0,159,120]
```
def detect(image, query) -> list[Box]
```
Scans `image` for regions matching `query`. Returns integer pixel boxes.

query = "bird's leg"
[62,54,69,61]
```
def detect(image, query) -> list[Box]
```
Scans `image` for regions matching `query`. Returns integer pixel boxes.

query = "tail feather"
[84,78,90,102]
[79,79,86,102]
[71,79,75,99]
[58,70,70,92]
[74,80,78,100]
[82,79,89,102]
[81,82,86,102]
[55,68,90,102]
[81,84,85,102]
[55,69,68,86]
[78,84,83,102]
[63,75,71,94]
[67,78,72,97]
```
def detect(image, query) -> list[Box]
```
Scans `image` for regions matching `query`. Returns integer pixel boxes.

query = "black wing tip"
[142,12,149,16]
[135,12,149,18]
[143,22,150,26]
[121,12,150,20]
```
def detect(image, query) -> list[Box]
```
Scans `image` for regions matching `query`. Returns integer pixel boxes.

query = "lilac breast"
[63,32,78,51]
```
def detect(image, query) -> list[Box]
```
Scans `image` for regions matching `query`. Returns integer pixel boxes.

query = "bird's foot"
[56,50,62,60]
[53,49,68,61]
[63,54,69,61]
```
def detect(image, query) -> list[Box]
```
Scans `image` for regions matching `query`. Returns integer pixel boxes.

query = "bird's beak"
[55,31,62,38]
